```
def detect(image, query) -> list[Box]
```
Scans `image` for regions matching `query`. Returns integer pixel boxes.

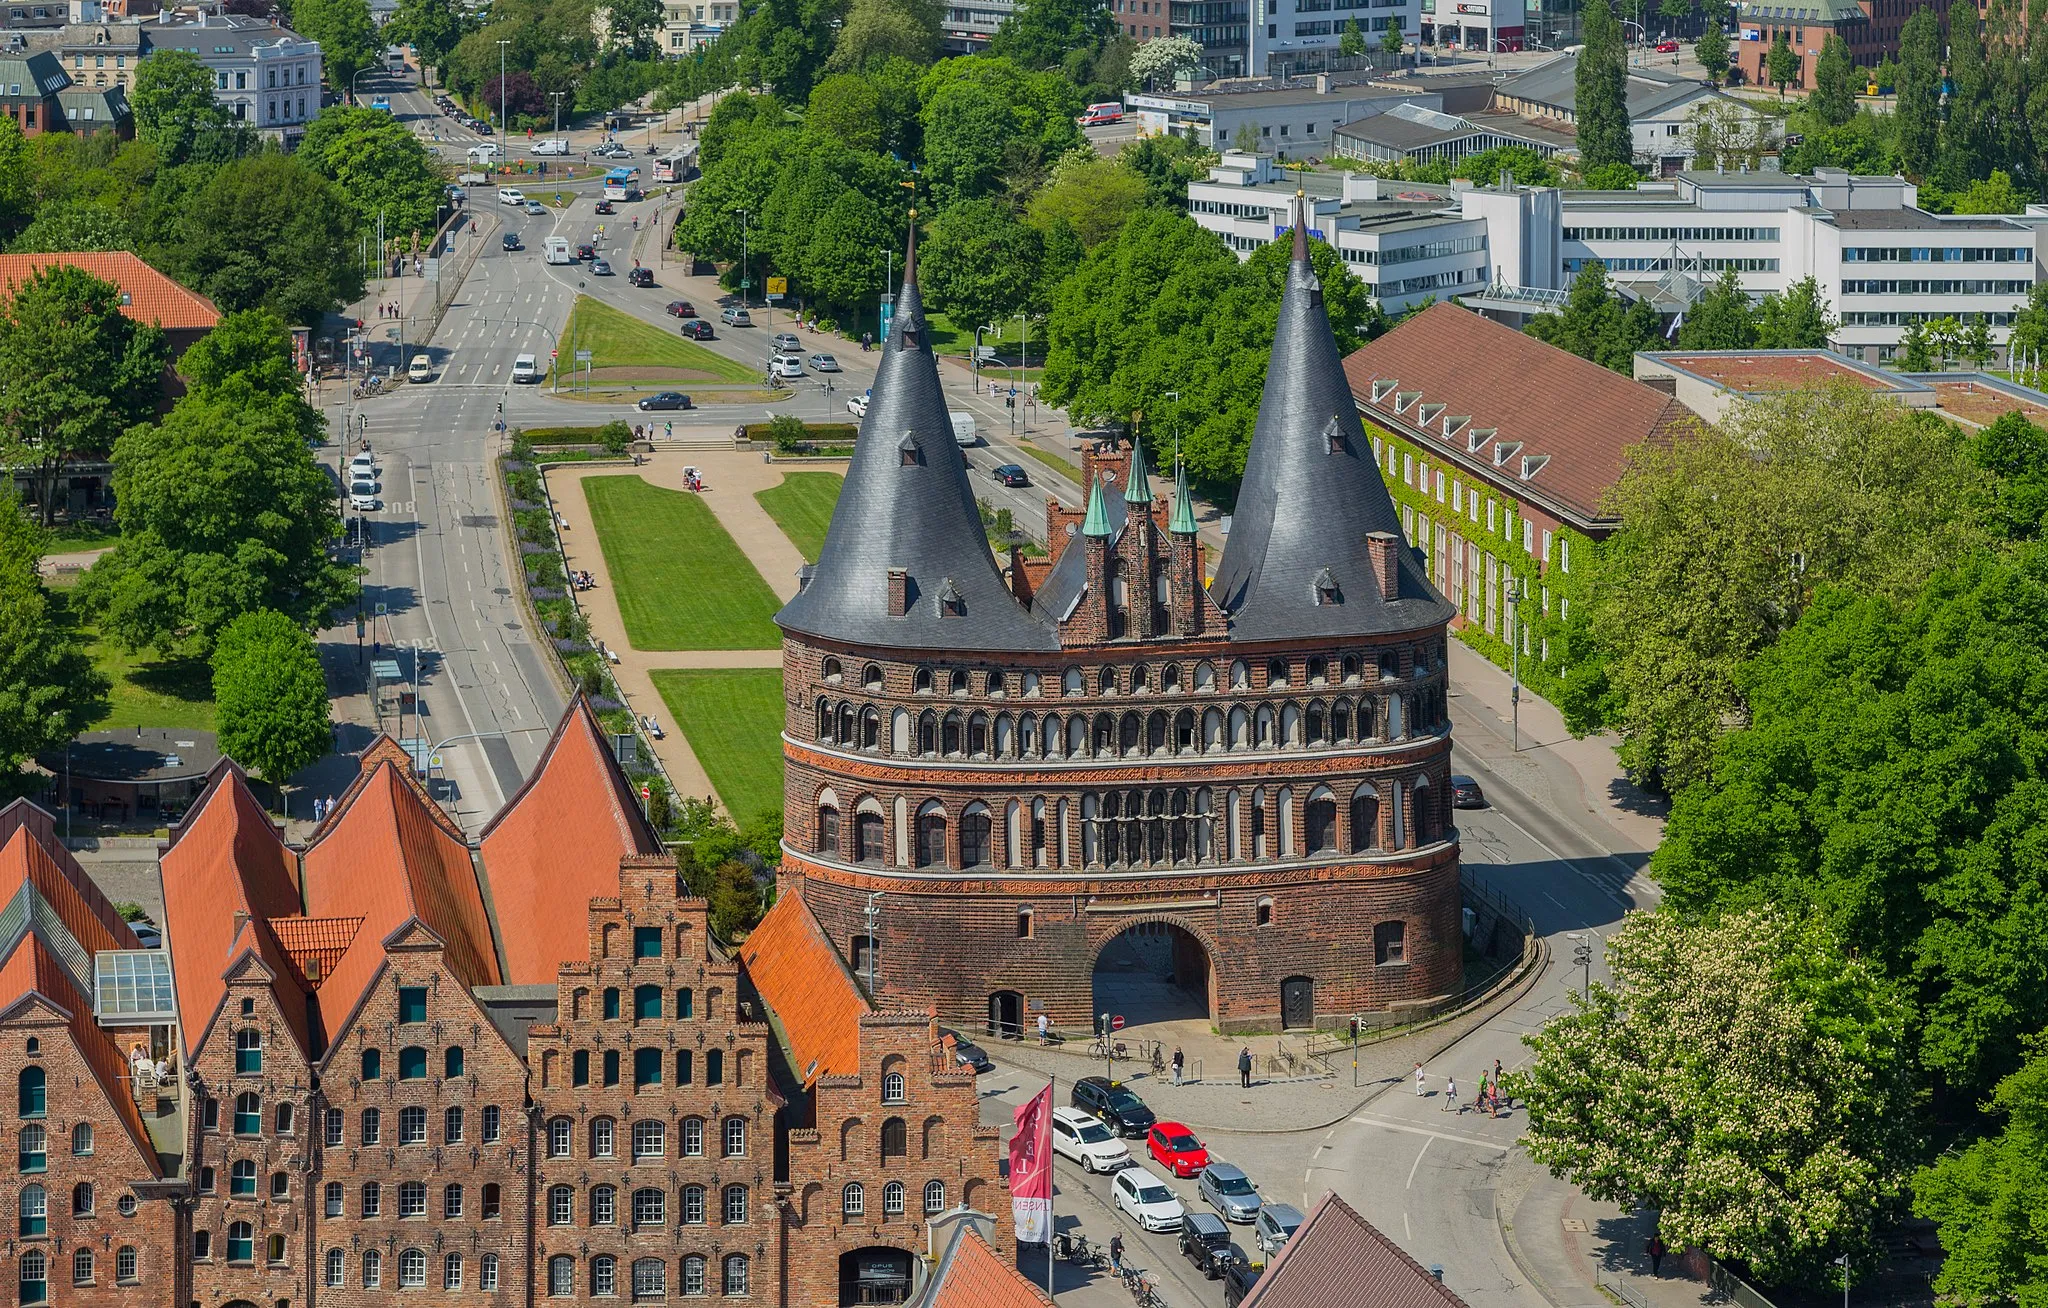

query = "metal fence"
[1598,1265,1654,1308]
[1708,1262,1780,1308]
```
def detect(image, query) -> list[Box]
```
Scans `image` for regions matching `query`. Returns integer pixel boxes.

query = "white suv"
[1050,1108,1131,1174]
[496,188,526,206]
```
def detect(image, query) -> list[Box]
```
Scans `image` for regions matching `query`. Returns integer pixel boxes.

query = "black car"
[1223,1261,1264,1308]
[594,199,615,215]
[990,463,1030,488]
[678,319,716,340]
[574,243,598,261]
[1072,1076,1155,1139]
[939,1027,994,1074]
[502,232,522,251]
[1180,1213,1249,1280]
[637,392,692,411]
[1450,774,1486,808]
[627,267,655,287]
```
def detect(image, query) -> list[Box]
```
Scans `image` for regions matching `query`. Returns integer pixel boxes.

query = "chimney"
[886,568,909,617]
[1366,531,1399,601]
[1315,73,1329,94]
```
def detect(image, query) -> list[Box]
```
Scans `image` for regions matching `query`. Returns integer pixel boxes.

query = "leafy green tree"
[298,105,446,240]
[1954,168,2028,213]
[0,498,108,797]
[1524,261,1662,374]
[1765,31,1798,95]
[1576,0,1634,170]
[1129,34,1202,86]
[598,420,633,456]
[824,0,939,71]
[1579,161,1640,189]
[1752,276,1837,347]
[725,0,842,104]
[1026,154,1148,247]
[1938,0,1991,189]
[1514,906,1917,1288]
[806,73,890,154]
[1915,1048,2048,1308]
[1453,144,1561,187]
[1693,21,1728,82]
[293,0,379,92]
[0,116,27,238]
[989,0,1111,70]
[0,264,167,526]
[179,309,309,402]
[1380,25,1404,55]
[1810,34,1856,123]
[922,199,1044,329]
[1121,132,1215,208]
[918,57,1082,205]
[211,608,331,791]
[804,189,893,319]
[2008,284,2048,369]
[386,0,468,66]
[1895,6,1942,176]
[82,382,349,653]
[1339,17,1367,56]
[8,203,136,253]
[1962,317,1995,367]
[1872,55,1897,92]
[1897,316,1933,369]
[1970,409,2048,540]
[165,152,366,327]
[1673,268,1756,349]
[130,49,247,165]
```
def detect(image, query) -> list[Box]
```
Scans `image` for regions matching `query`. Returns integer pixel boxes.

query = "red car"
[666,300,698,318]
[1147,1122,1209,1178]
[1655,38,1679,51]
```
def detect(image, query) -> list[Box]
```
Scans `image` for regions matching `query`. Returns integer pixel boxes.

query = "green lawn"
[582,475,784,650]
[753,472,842,563]
[45,588,216,731]
[1016,441,1083,484]
[649,668,786,826]
[561,295,757,382]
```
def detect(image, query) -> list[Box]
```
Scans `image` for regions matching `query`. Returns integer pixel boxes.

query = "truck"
[543,236,572,265]
[951,412,977,447]
[532,138,570,155]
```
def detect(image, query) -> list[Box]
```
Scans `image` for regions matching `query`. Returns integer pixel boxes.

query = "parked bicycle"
[1056,1232,1104,1268]
[1086,1038,1131,1061]
[1121,1267,1162,1306]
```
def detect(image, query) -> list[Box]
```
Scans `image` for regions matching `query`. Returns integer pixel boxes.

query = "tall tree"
[1765,31,1798,94]
[129,49,247,165]
[212,607,331,795]
[1809,34,1856,124]
[179,309,308,400]
[1693,21,1728,83]
[1025,155,1148,247]
[1896,6,1943,176]
[917,57,1082,205]
[1514,907,1917,1288]
[0,264,167,526]
[823,0,939,70]
[1939,0,1992,189]
[1338,17,1367,56]
[0,498,108,797]
[1673,267,1756,349]
[293,0,379,93]
[1129,34,1202,86]
[1914,1049,2048,1308]
[1524,261,1663,373]
[989,0,1112,70]
[166,152,366,327]
[921,199,1045,328]
[298,105,446,239]
[1753,275,1838,347]
[1576,0,1634,170]
[386,0,467,67]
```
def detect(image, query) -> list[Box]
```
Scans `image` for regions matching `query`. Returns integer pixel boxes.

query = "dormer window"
[1370,379,1398,403]
[1394,391,1421,413]
[898,433,919,467]
[1322,414,1346,454]
[1417,402,1445,426]
[938,580,963,618]
[1313,568,1339,605]
[1466,426,1497,454]
[1520,454,1550,480]
[1443,416,1470,441]
[1492,441,1523,468]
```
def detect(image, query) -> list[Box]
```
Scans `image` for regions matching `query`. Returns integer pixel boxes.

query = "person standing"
[1648,1234,1667,1276]
[1171,1046,1184,1086]
[1237,1046,1253,1088]
[1415,1063,1427,1096]
[1036,1012,1049,1046]
[1443,1074,1458,1111]
[1109,1233,1125,1276]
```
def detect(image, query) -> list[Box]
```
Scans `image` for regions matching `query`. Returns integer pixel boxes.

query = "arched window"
[682,1184,706,1224]
[360,1107,381,1145]
[549,1255,575,1297]
[864,663,885,691]
[880,1116,907,1158]
[723,1116,746,1157]
[682,1255,707,1295]
[842,1181,864,1217]
[723,1183,748,1224]
[397,1248,426,1288]
[723,1256,750,1296]
[1415,776,1439,844]
[924,1180,946,1214]
[1267,658,1289,687]
[235,1028,261,1073]
[72,1248,92,1286]
[19,1249,44,1305]
[591,1255,617,1296]
[631,1187,665,1229]
[1351,785,1381,853]
[68,1124,90,1156]
[363,1249,383,1289]
[482,1254,500,1291]
[116,1246,138,1284]
[226,1220,253,1264]
[229,1159,256,1195]
[397,1046,427,1080]
[959,806,991,868]
[445,1046,465,1079]
[1305,792,1337,854]
[817,806,841,855]
[913,666,933,694]
[1256,896,1274,926]
[548,1116,573,1157]
[444,1252,464,1291]
[16,1068,43,1118]
[233,1091,260,1135]
[883,1180,906,1216]
[547,1185,574,1226]
[860,705,881,749]
[360,1047,382,1080]
[267,1232,286,1264]
[882,1071,906,1103]
[71,1181,92,1214]
[19,1183,45,1235]
[915,805,947,868]
[325,1248,346,1288]
[822,656,842,682]
[591,1183,616,1225]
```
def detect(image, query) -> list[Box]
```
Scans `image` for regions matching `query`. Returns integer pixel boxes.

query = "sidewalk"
[1500,1148,1717,1308]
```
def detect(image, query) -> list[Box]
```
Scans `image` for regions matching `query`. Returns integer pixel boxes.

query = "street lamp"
[1506,575,1527,751]
[496,39,512,143]
[736,208,751,308]
[351,66,372,104]
[974,323,997,387]
[550,90,565,139]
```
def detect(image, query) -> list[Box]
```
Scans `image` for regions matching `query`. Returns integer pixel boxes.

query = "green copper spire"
[1082,473,1115,537]
[1170,455,1198,535]
[1125,440,1153,504]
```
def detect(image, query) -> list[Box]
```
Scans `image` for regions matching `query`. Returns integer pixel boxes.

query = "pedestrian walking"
[1109,1234,1124,1276]
[1237,1046,1253,1088]
[1415,1063,1426,1096]
[1494,1058,1507,1108]
[1648,1234,1667,1277]
[1171,1046,1184,1086]
[1443,1075,1458,1111]
[1036,1012,1049,1046]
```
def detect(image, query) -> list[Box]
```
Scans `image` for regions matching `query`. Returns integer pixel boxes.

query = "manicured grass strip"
[1016,441,1083,484]
[753,472,843,563]
[561,295,756,382]
[649,668,786,826]
[582,476,783,650]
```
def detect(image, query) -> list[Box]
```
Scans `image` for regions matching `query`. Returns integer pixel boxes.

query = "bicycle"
[1121,1267,1161,1305]
[1087,1038,1130,1061]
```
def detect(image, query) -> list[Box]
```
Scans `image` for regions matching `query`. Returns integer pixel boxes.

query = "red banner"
[1009,1083,1053,1244]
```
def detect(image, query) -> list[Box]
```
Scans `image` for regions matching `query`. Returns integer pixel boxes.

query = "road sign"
[1109,1015,1125,1032]
[640,783,651,800]
[766,276,786,302]
[575,349,593,362]
[423,258,440,283]
[740,278,752,290]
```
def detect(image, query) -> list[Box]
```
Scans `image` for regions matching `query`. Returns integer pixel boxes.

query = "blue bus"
[370,96,392,113]
[602,166,640,200]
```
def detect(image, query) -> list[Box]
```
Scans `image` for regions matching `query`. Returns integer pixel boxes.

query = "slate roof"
[737,887,870,1087]
[1497,53,1721,121]
[1211,205,1455,642]
[1241,1191,1473,1308]
[0,252,220,331]
[1341,302,1698,527]
[774,226,1059,653]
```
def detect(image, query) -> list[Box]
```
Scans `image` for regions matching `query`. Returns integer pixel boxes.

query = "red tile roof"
[0,252,220,331]
[0,932,163,1177]
[0,799,143,948]
[737,888,870,1087]
[0,827,135,964]
[267,916,364,989]
[479,698,662,984]
[1341,303,1699,526]
[158,763,313,1060]
[1242,1191,1472,1308]
[927,1222,1054,1308]
[301,747,502,1045]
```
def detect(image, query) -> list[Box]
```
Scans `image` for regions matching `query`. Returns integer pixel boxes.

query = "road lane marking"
[1405,1136,1432,1190]
[1348,1115,1510,1152]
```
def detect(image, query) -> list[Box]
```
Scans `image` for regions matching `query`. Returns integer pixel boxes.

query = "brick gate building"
[776,213,1464,1035]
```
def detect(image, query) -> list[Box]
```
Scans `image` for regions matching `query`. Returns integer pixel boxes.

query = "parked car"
[1147,1122,1209,1178]
[769,354,804,379]
[590,259,613,276]
[1072,1077,1156,1139]
[678,319,716,340]
[666,300,698,318]
[594,199,616,215]
[808,352,841,372]
[1223,1261,1264,1307]
[990,463,1030,488]
[627,267,655,287]
[349,480,379,511]
[847,391,871,418]
[1112,1165,1185,1233]
[637,392,692,411]
[771,331,802,352]
[938,1028,994,1074]
[130,922,163,949]
[1049,1107,1131,1174]
[721,306,753,327]
[1199,1162,1262,1224]
[1180,1213,1249,1280]
[575,243,598,261]
[1451,775,1486,808]
[522,200,546,216]
[1253,1202,1305,1257]
[502,231,522,251]
[348,453,377,480]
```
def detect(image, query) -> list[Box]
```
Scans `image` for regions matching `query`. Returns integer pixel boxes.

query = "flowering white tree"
[1512,907,1917,1288]
[1130,35,1203,87]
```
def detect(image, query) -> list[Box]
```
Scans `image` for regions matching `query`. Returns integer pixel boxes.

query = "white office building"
[1246,0,1417,75]
[148,11,320,142]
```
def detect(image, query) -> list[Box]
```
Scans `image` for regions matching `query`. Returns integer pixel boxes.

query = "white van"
[532,138,570,155]
[496,188,526,206]
[951,412,977,447]
[512,353,542,384]
[543,236,572,265]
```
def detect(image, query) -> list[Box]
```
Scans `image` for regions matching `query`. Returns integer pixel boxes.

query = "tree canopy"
[298,105,447,240]
[212,607,332,787]
[0,498,107,798]
[1914,1047,2048,1307]
[1523,261,1662,373]
[130,50,249,166]
[293,0,379,93]
[166,152,366,326]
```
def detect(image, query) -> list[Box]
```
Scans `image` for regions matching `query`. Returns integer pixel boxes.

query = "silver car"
[1199,1163,1261,1224]
[1254,1201,1305,1256]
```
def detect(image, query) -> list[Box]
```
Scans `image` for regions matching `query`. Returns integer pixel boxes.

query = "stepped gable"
[1211,196,1455,642]
[157,763,313,1059]
[478,696,663,984]
[300,741,502,1045]
[774,223,1057,653]
[736,886,870,1088]
[0,798,143,948]
[1241,1191,1472,1308]
[0,931,163,1178]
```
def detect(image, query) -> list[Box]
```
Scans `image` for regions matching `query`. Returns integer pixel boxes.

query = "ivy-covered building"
[1339,303,1696,700]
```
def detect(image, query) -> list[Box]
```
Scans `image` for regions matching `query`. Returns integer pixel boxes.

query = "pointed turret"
[1169,456,1198,535]
[775,221,1056,652]
[1210,194,1454,640]
[1082,474,1114,537]
[1124,441,1153,505]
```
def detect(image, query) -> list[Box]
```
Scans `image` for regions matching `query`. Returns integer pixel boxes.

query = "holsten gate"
[776,213,1463,1036]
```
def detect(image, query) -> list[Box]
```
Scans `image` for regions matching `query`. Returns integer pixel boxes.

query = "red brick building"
[776,217,1463,1037]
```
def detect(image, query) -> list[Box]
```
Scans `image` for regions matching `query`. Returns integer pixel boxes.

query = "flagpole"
[1047,1073,1056,1300]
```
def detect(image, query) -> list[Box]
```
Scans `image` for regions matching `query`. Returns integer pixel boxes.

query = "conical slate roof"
[774,226,1057,653]
[1211,201,1455,641]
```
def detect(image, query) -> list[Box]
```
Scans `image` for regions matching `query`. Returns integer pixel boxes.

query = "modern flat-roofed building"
[1130,76,1429,153]
[1331,100,1558,165]
[1493,53,1767,173]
